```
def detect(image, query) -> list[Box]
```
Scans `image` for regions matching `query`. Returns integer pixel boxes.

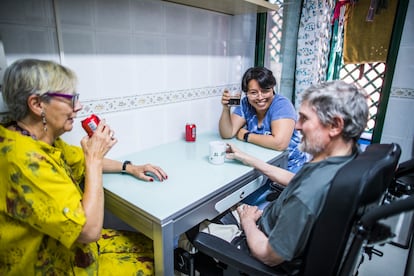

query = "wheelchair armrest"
[389,158,414,196]
[192,232,285,276]
[395,158,414,178]
[361,195,414,228]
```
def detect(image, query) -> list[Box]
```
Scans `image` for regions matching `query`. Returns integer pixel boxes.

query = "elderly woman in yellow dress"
[0,59,167,275]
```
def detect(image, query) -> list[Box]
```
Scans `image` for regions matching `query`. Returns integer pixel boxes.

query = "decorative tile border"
[78,84,239,117]
[2,85,410,124]
[0,84,239,123]
[390,87,414,99]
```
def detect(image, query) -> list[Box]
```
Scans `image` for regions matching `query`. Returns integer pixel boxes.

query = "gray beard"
[299,140,324,158]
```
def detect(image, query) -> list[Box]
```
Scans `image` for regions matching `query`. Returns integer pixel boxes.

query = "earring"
[41,110,47,132]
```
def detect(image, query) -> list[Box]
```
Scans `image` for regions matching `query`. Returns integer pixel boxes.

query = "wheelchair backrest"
[300,143,401,276]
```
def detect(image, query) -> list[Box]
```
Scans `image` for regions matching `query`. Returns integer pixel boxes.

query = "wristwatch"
[121,160,131,174]
[243,132,250,142]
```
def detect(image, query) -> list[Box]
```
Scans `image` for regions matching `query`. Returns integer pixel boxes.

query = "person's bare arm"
[226,144,294,186]
[237,204,285,266]
[103,159,168,182]
[77,120,116,243]
[238,119,295,151]
[219,90,246,138]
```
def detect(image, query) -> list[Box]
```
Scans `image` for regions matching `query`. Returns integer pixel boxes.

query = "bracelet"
[243,132,250,142]
[121,160,131,174]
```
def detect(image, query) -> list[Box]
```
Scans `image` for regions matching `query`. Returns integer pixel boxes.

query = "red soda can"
[185,123,196,142]
[82,114,100,137]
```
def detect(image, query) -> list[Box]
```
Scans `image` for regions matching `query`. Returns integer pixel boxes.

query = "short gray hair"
[2,59,77,121]
[299,80,369,142]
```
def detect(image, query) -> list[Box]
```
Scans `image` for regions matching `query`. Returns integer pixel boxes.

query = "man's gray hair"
[300,80,369,142]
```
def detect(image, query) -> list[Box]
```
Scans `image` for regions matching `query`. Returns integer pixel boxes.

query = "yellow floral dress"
[0,125,154,275]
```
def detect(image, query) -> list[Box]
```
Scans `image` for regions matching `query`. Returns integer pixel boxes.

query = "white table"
[103,132,287,275]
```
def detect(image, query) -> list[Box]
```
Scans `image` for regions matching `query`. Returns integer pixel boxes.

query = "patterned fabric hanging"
[327,0,348,80]
[294,0,335,108]
[343,0,398,64]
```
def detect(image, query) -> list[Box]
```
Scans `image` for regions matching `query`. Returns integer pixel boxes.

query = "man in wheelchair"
[177,80,370,274]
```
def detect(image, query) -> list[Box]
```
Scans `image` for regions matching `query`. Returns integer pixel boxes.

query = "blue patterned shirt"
[233,94,307,172]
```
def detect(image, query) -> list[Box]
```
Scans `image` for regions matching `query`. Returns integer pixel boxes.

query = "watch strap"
[243,132,250,142]
[122,160,131,174]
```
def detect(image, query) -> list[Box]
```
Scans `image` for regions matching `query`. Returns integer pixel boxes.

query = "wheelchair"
[175,143,414,276]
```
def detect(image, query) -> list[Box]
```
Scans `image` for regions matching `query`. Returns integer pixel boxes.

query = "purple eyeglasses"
[43,92,80,109]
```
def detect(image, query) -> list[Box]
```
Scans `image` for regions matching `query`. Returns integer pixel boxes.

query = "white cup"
[209,141,227,165]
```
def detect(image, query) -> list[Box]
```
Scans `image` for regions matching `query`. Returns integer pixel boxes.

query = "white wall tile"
[62,29,95,54]
[189,9,211,38]
[208,55,230,85]
[382,98,413,137]
[0,0,53,26]
[63,54,100,101]
[210,14,230,42]
[0,25,59,63]
[131,0,165,34]
[228,40,256,83]
[96,32,133,54]
[95,0,132,31]
[229,14,256,41]
[164,3,190,36]
[400,1,414,46]
[94,54,137,98]
[0,0,256,153]
[392,46,414,88]
[59,0,94,28]
[188,39,210,87]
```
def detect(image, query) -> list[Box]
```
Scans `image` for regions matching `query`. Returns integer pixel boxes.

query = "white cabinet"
[163,0,279,15]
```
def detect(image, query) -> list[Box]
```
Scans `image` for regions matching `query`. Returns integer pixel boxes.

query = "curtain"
[343,0,398,64]
[294,0,336,108]
[327,1,347,80]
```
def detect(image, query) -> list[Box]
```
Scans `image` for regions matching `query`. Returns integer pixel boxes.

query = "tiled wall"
[381,1,414,162]
[2,0,412,162]
[0,0,256,158]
